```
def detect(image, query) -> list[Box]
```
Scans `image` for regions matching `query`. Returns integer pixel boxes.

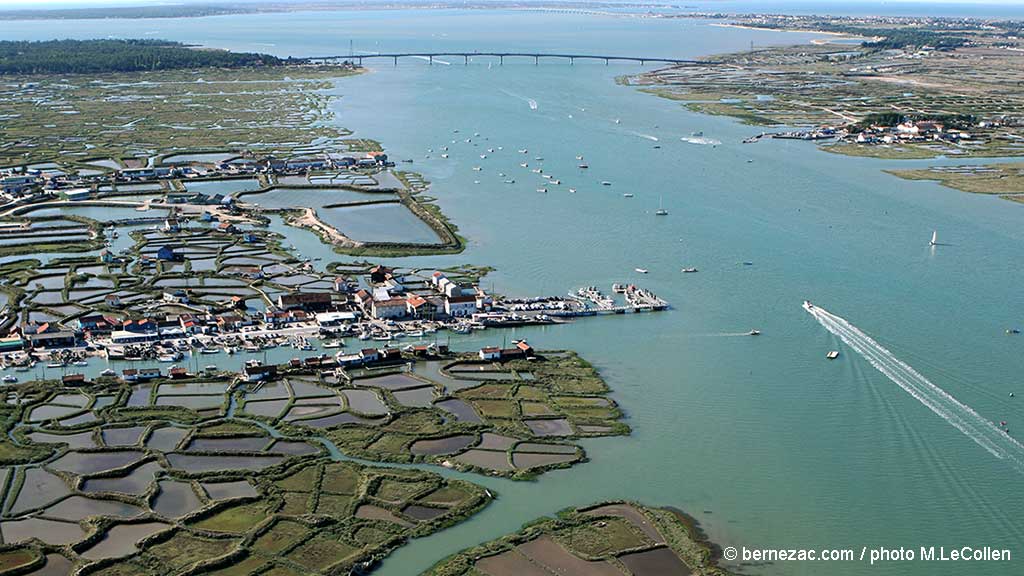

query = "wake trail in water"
[803,301,1024,474]
[499,89,537,110]
[632,132,659,141]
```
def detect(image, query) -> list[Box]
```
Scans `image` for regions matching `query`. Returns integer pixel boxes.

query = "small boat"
[472,166,482,171]
[487,148,494,153]
[479,154,487,159]
[200,347,219,354]
[520,162,529,168]
[826,350,840,360]
[537,188,547,193]
[100,368,116,377]
[681,267,698,273]
[551,179,561,185]
[614,118,621,124]
[72,360,88,366]
[655,196,668,216]
[623,193,634,198]
[748,329,761,336]
[578,164,589,169]
[535,157,544,161]
[518,149,528,153]
[635,268,648,274]
[602,181,612,186]
[576,155,584,160]
[1007,328,1021,334]
[692,130,704,137]
[46,363,65,369]
[204,365,218,373]
[504,179,515,184]
[440,153,449,158]
[929,230,938,246]
[2,375,17,383]
[158,355,177,363]
[322,340,342,349]
[568,188,577,193]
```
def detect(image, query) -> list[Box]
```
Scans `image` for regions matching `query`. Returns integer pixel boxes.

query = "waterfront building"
[445,295,478,317]
[372,297,407,319]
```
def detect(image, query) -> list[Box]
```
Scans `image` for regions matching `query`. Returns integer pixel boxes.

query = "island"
[626,12,1024,202]
[426,501,732,576]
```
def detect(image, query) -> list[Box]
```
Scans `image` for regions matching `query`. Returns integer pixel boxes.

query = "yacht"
[929,230,938,246]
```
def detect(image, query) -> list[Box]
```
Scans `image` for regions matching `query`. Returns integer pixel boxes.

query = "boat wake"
[633,132,659,142]
[499,89,538,110]
[804,301,1024,473]
[680,136,721,146]
[411,55,451,65]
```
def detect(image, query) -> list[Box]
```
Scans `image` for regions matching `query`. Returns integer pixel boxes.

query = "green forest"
[0,39,292,75]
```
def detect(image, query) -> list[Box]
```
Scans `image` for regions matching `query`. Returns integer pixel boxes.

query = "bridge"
[307,52,702,67]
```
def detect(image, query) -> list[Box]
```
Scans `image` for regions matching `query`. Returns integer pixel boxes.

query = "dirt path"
[292,207,363,249]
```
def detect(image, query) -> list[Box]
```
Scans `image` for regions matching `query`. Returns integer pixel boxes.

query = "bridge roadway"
[307,52,703,66]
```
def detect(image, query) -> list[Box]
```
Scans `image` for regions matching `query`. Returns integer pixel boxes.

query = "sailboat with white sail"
[929,230,938,246]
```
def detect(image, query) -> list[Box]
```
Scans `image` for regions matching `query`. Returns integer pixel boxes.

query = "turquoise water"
[11,9,1024,576]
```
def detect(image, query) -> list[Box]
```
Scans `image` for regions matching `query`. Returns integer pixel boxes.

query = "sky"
[0,0,1022,10]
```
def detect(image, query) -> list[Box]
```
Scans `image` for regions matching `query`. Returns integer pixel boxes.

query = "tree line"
[0,39,293,75]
